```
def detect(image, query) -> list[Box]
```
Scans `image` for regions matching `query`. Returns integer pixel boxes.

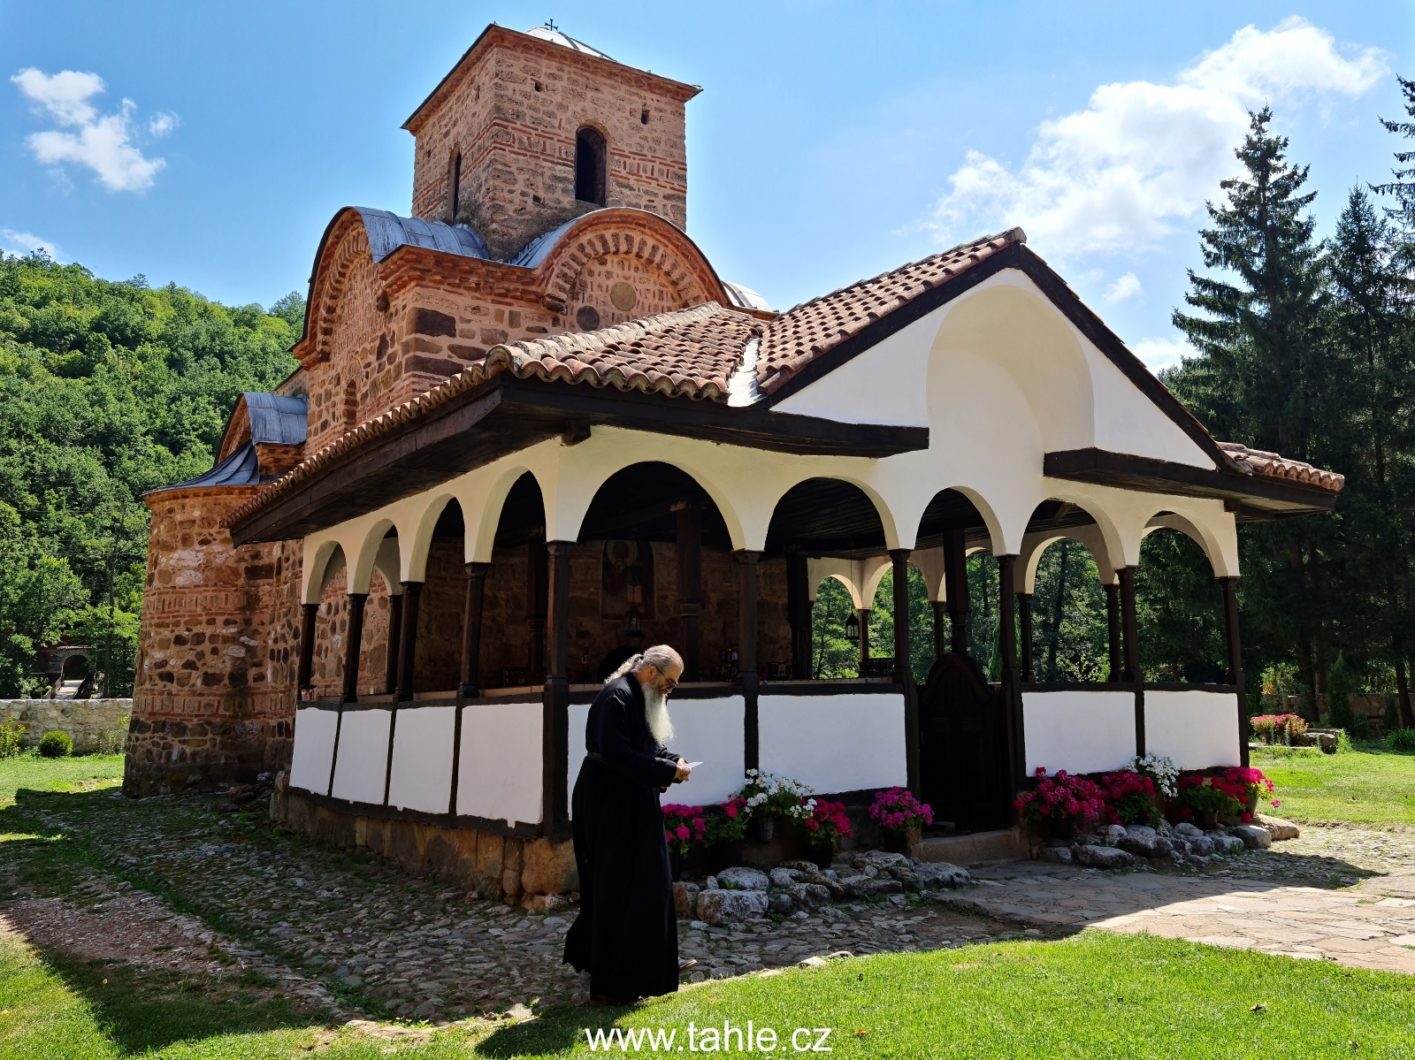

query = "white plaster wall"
[1145,690,1242,769]
[1023,691,1135,775]
[457,700,543,825]
[567,696,747,812]
[1085,333,1213,469]
[330,708,392,804]
[290,706,338,794]
[387,706,456,814]
[758,693,906,794]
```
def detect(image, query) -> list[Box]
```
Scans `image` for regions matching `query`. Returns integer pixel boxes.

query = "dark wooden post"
[945,529,970,655]
[736,550,761,770]
[341,593,367,703]
[395,582,422,701]
[891,549,920,793]
[1118,565,1143,756]
[998,556,1022,783]
[1105,582,1121,683]
[675,502,702,681]
[459,562,490,697]
[1219,576,1248,767]
[931,601,946,663]
[1018,592,1035,683]
[857,608,872,667]
[786,550,812,680]
[384,592,403,695]
[528,536,548,678]
[297,602,318,694]
[543,541,572,837]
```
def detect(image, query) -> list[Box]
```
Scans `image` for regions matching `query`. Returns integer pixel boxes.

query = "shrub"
[662,804,708,857]
[736,770,816,821]
[706,797,750,845]
[38,730,73,758]
[1096,770,1161,826]
[869,787,934,835]
[802,799,852,849]
[0,722,26,758]
[1386,728,1415,753]
[1250,713,1307,744]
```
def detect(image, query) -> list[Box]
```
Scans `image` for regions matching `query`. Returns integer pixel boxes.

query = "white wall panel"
[330,708,392,804]
[1145,690,1241,769]
[758,693,906,794]
[387,706,457,814]
[457,700,542,825]
[289,707,338,794]
[1023,691,1135,775]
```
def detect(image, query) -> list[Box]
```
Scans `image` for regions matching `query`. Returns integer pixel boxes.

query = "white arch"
[1020,529,1116,595]
[764,475,899,556]
[404,492,462,582]
[349,518,397,594]
[301,539,347,605]
[1141,511,1230,578]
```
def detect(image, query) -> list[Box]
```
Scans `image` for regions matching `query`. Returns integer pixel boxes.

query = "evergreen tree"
[1371,76,1415,242]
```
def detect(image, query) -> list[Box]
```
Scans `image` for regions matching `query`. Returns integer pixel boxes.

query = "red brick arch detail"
[535,211,729,314]
[295,210,379,367]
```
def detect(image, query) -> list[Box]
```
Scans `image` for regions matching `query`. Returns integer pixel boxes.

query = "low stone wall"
[273,774,577,904]
[0,699,132,754]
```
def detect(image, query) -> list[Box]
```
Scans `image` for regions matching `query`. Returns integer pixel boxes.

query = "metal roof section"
[243,392,308,445]
[724,281,772,312]
[525,24,614,60]
[156,444,261,492]
[355,208,491,264]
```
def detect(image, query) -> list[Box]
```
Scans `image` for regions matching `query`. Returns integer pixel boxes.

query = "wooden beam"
[396,582,422,702]
[998,555,1021,785]
[341,594,367,704]
[297,602,318,693]
[736,550,761,771]
[1118,566,1144,757]
[676,503,702,681]
[945,529,969,656]
[459,562,490,696]
[1220,576,1248,768]
[1105,583,1121,683]
[891,549,919,793]
[1018,593,1034,684]
[384,593,402,695]
[543,541,572,838]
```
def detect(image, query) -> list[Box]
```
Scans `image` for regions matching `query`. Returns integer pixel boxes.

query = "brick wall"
[409,35,691,257]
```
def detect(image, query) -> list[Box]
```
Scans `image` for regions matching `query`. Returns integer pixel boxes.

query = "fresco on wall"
[602,540,653,619]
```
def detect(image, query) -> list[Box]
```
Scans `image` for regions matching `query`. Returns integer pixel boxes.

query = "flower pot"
[807,841,835,871]
[880,825,920,856]
[749,815,777,843]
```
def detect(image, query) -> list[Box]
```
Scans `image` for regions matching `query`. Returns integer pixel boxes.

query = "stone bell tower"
[402,23,701,260]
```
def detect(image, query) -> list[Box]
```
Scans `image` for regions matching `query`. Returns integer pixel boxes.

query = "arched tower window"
[449,151,463,222]
[574,126,607,205]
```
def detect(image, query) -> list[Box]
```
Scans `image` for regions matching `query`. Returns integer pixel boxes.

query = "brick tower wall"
[409,38,691,258]
[124,488,302,795]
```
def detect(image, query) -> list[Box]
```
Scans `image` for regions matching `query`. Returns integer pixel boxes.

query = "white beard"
[644,685,674,745]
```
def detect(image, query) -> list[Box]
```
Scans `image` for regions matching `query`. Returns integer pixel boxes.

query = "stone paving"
[4,785,1414,1030]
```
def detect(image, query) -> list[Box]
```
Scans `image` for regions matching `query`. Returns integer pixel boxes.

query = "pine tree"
[1371,76,1415,239]
[1170,107,1333,708]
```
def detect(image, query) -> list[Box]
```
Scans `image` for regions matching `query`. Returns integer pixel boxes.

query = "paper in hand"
[686,761,704,769]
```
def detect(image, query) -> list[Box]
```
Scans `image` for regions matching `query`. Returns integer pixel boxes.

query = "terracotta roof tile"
[1217,442,1345,492]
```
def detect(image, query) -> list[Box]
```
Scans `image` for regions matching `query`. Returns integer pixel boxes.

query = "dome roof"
[525,24,613,60]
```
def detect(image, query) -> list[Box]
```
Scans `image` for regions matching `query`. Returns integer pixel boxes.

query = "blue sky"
[2,2,1410,370]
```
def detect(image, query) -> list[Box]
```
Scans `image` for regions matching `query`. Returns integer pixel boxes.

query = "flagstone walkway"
[960,827,1415,974]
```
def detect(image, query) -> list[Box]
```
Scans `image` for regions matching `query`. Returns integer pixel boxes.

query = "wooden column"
[384,593,403,695]
[675,503,703,681]
[736,550,762,771]
[1105,583,1121,683]
[1118,565,1144,757]
[786,550,812,680]
[459,562,490,697]
[1220,576,1248,767]
[543,541,572,837]
[395,581,422,701]
[297,602,318,694]
[528,536,548,678]
[945,529,970,655]
[998,555,1022,784]
[931,601,946,664]
[1018,593,1034,683]
[857,608,872,667]
[891,549,920,793]
[340,593,367,703]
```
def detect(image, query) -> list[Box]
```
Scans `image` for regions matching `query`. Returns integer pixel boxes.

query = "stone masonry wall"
[125,488,302,795]
[0,699,132,754]
[410,38,690,256]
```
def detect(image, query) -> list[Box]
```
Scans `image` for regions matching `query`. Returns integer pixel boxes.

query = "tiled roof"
[755,228,1026,393]
[1217,442,1345,492]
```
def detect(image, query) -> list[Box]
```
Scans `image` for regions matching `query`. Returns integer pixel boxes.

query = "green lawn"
[1251,743,1415,827]
[0,752,125,806]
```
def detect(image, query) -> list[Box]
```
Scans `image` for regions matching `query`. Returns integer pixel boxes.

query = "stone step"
[913,829,1024,865]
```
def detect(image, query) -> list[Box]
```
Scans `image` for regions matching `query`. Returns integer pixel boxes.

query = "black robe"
[563,675,681,1000]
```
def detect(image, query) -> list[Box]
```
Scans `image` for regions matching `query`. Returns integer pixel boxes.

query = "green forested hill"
[0,251,302,696]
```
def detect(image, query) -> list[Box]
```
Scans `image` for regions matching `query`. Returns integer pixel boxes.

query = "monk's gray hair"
[604,644,682,685]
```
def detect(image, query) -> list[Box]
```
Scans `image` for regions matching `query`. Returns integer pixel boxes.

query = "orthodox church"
[125,23,1341,899]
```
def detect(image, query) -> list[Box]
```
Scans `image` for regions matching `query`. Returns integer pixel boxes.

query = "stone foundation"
[274,774,577,902]
[123,716,293,795]
[0,698,132,754]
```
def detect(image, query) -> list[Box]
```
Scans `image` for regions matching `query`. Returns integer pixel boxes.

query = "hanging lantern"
[625,607,643,639]
[843,610,860,640]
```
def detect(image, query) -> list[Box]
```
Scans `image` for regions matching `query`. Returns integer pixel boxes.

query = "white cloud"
[1131,337,1194,372]
[11,67,175,191]
[0,228,60,259]
[917,18,1387,259]
[1104,272,1142,303]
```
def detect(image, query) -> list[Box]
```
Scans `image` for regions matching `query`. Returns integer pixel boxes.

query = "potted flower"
[1013,768,1106,841]
[704,797,749,872]
[661,804,707,879]
[801,798,852,868]
[736,770,815,842]
[868,787,933,854]
[1095,769,1161,827]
